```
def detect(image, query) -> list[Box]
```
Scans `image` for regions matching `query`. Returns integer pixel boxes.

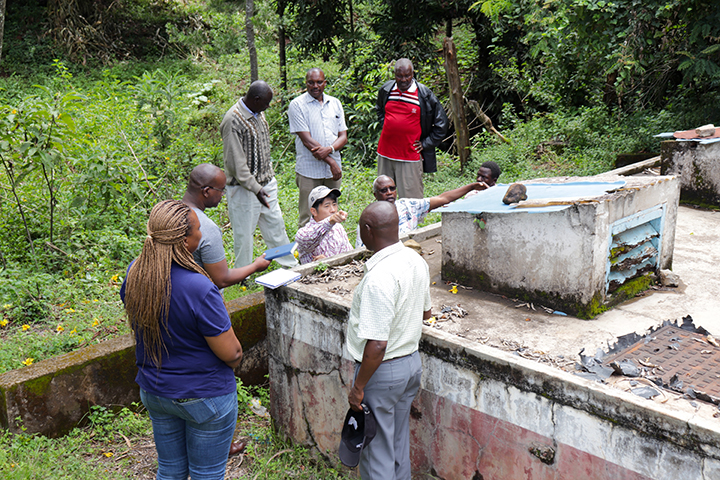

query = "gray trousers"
[355,351,422,480]
[377,156,424,199]
[226,178,297,269]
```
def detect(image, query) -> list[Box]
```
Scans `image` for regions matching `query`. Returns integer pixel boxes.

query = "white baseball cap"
[308,185,341,208]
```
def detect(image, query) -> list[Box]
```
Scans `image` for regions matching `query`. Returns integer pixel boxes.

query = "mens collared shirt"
[288,92,347,179]
[346,242,431,362]
[295,216,353,265]
[354,197,432,249]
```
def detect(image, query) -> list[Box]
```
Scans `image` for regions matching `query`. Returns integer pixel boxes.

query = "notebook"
[255,269,301,289]
[264,242,298,261]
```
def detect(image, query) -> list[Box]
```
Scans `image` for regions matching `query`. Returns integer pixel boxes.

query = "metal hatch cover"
[603,317,720,403]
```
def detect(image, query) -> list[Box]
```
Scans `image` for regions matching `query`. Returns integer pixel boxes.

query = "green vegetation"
[0,0,713,369]
[0,0,717,473]
[0,398,349,479]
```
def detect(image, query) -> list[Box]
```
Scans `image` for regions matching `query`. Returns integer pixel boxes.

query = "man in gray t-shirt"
[182,163,271,288]
[191,207,226,268]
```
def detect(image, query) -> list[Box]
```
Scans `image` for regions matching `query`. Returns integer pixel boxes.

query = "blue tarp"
[438,181,627,214]
[655,132,720,145]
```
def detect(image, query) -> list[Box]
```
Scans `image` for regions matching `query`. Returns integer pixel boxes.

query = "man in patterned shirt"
[355,175,489,248]
[376,58,448,199]
[220,80,297,269]
[289,68,348,227]
[294,185,352,264]
[346,200,432,479]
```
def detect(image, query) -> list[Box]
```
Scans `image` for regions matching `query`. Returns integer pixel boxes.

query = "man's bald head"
[188,163,223,192]
[372,175,397,202]
[183,163,226,210]
[359,201,399,252]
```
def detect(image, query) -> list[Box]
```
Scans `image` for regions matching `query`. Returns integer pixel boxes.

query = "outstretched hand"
[253,254,271,272]
[329,210,348,225]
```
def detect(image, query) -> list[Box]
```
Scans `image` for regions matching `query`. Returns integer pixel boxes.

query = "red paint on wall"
[410,389,653,480]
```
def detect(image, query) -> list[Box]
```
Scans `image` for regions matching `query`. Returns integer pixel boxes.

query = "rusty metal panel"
[604,325,720,400]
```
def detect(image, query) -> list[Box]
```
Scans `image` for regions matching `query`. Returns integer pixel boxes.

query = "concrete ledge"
[0,335,138,437]
[266,276,720,479]
[0,292,268,437]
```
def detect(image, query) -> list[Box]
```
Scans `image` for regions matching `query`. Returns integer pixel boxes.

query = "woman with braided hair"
[120,199,243,480]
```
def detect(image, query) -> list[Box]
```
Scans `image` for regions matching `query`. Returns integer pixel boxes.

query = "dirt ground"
[93,416,266,479]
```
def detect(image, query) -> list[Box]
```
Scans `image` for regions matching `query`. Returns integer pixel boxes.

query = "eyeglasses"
[378,186,397,194]
[203,186,226,194]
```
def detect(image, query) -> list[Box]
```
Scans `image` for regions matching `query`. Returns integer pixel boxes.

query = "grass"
[0,393,351,479]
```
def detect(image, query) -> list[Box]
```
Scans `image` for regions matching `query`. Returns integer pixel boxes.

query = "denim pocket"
[175,397,219,424]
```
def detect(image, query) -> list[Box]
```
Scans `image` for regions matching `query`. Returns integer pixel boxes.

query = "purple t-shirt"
[120,262,235,399]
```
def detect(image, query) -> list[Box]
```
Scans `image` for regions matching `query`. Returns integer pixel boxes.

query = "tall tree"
[245,0,258,82]
[0,0,5,62]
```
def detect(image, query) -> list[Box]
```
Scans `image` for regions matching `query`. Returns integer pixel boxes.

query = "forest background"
[0,0,718,373]
[0,0,718,477]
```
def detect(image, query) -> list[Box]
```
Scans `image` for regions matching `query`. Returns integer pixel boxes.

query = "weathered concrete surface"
[0,293,268,437]
[661,140,720,206]
[266,281,720,479]
[0,335,138,437]
[441,175,680,318]
[226,292,269,385]
[266,202,720,479]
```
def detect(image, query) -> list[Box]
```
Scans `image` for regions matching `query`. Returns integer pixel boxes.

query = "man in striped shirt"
[289,68,348,227]
[220,81,297,269]
[376,58,448,199]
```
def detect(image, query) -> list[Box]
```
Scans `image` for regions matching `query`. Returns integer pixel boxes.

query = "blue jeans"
[140,388,238,480]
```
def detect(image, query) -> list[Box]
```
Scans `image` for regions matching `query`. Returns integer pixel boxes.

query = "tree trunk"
[245,0,258,83]
[443,37,470,173]
[277,0,287,97]
[0,0,6,62]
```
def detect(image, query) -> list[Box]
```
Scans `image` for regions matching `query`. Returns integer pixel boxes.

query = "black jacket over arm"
[376,80,449,173]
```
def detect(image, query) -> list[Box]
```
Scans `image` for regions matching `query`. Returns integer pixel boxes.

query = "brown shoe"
[228,441,247,457]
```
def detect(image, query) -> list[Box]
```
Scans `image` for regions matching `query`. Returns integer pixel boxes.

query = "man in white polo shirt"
[289,67,348,227]
[346,201,432,479]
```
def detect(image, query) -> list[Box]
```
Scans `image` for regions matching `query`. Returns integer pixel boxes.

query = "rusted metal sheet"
[604,324,720,402]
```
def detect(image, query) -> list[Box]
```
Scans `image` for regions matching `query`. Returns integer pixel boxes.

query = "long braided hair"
[124,200,210,366]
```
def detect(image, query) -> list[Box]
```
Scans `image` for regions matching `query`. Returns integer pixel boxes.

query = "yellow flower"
[70,328,77,335]
[111,274,120,283]
[2,303,11,309]
[21,358,33,366]
[293,250,299,259]
[11,109,16,114]
[449,285,458,294]
[81,299,90,304]
[103,452,114,458]
[92,318,100,327]
[56,324,64,332]
[64,308,75,314]
[92,299,99,303]
[240,286,247,291]
[0,319,8,327]
[22,324,30,331]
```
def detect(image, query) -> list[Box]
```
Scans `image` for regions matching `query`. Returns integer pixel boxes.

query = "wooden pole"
[443,37,470,173]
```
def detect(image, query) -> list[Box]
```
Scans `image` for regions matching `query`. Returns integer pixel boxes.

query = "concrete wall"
[661,140,720,206]
[266,282,720,480]
[441,176,679,318]
[0,292,268,437]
